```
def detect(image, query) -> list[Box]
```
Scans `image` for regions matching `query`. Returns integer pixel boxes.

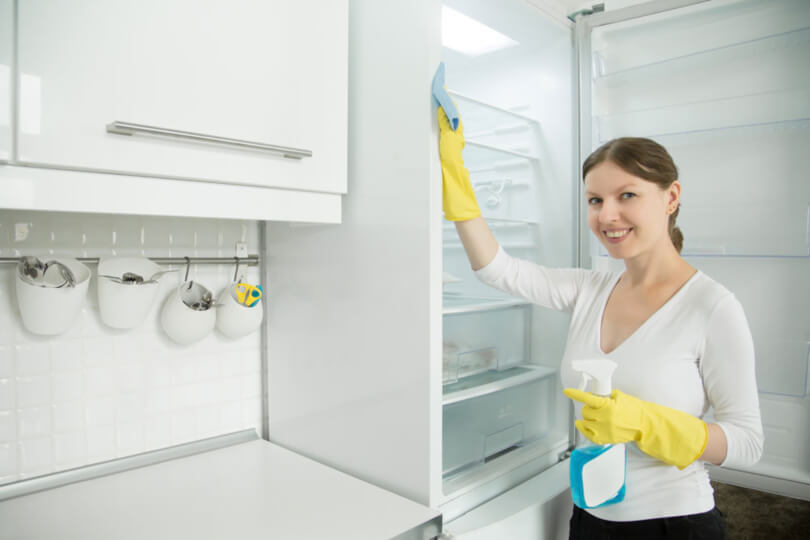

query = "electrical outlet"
[235,241,248,258]
[15,223,30,242]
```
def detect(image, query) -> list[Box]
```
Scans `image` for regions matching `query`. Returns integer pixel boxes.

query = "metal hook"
[233,257,241,283]
[184,257,192,288]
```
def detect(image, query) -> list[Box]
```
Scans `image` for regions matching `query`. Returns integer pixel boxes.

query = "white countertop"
[0,438,441,539]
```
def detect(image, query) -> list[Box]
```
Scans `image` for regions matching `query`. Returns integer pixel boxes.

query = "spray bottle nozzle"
[571,359,618,397]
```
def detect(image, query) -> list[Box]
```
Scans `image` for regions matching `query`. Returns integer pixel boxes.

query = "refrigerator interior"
[586,0,810,491]
[440,0,577,501]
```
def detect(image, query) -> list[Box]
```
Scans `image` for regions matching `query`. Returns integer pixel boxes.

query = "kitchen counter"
[0,432,441,539]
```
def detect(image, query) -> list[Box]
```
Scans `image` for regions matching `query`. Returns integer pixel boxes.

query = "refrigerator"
[263,0,810,537]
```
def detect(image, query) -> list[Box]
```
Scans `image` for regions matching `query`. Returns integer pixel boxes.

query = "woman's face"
[584,160,680,260]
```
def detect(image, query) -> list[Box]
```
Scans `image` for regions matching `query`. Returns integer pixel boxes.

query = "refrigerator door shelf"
[463,140,537,164]
[442,218,540,231]
[447,90,538,132]
[448,89,538,168]
[443,220,540,254]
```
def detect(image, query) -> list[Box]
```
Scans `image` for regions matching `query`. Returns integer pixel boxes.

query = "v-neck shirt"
[598,270,698,355]
[475,246,763,522]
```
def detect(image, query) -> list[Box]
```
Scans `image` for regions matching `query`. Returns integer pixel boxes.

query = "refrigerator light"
[441,6,518,56]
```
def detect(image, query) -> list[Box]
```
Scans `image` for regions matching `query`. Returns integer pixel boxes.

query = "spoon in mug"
[99,268,177,285]
[18,256,77,288]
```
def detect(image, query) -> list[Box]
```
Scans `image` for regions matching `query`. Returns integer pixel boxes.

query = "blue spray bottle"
[569,359,627,509]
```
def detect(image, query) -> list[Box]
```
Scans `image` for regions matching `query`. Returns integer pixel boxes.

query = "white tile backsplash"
[53,431,87,467]
[50,340,83,372]
[0,379,13,410]
[18,437,52,476]
[16,377,50,408]
[0,347,13,377]
[0,443,17,479]
[0,210,263,484]
[51,371,84,403]
[17,407,52,439]
[52,402,85,433]
[14,344,50,375]
[0,411,16,442]
[86,425,116,460]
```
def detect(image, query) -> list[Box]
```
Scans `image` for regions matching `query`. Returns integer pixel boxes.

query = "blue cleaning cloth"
[431,62,459,131]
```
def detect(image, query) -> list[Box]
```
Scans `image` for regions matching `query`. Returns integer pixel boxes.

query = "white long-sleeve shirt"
[475,246,764,521]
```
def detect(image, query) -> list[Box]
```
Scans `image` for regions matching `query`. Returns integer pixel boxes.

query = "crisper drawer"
[443,367,555,477]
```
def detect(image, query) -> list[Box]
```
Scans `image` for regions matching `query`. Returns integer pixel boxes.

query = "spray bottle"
[569,359,627,509]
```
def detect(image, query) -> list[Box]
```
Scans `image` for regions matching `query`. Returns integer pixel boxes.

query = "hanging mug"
[97,257,172,329]
[15,256,91,335]
[159,259,216,345]
[216,259,263,339]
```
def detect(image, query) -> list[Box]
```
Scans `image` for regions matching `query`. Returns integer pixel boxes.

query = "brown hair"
[582,137,683,253]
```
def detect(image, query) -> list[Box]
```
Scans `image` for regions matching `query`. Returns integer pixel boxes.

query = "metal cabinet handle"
[106,121,312,160]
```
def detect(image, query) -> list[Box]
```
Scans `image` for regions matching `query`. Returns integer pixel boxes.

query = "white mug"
[97,257,164,329]
[160,281,216,345]
[216,282,263,339]
[15,257,91,335]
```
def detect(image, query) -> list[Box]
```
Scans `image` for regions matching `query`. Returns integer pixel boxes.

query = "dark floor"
[712,481,810,539]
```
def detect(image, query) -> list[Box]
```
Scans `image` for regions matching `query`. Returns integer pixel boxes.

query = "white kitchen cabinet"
[0,0,11,162]
[15,0,347,196]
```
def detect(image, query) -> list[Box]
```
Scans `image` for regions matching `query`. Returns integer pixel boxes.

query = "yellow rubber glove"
[437,106,481,221]
[564,388,708,470]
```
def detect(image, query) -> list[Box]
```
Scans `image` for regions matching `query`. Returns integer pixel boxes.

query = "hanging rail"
[0,255,259,266]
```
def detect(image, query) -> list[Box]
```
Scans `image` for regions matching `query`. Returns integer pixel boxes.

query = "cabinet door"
[0,0,11,161]
[17,0,347,194]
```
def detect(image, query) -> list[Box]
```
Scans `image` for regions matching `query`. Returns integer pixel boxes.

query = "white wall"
[0,210,263,484]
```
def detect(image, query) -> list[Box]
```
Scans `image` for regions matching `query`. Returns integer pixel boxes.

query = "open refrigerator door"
[439,0,578,523]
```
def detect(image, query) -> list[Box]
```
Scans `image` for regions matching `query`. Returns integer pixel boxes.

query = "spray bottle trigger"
[578,372,592,392]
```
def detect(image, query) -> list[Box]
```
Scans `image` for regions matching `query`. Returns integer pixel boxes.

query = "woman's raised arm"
[438,107,500,270]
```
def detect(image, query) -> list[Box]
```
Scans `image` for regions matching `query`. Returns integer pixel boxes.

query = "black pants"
[569,505,728,539]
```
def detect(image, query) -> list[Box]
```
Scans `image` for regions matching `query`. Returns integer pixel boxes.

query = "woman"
[438,108,764,539]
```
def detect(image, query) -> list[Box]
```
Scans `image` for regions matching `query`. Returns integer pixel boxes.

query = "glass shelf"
[592,1,810,77]
[595,94,810,143]
[592,3,810,141]
[658,119,809,258]
[442,294,529,315]
[443,364,556,406]
[593,27,810,122]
